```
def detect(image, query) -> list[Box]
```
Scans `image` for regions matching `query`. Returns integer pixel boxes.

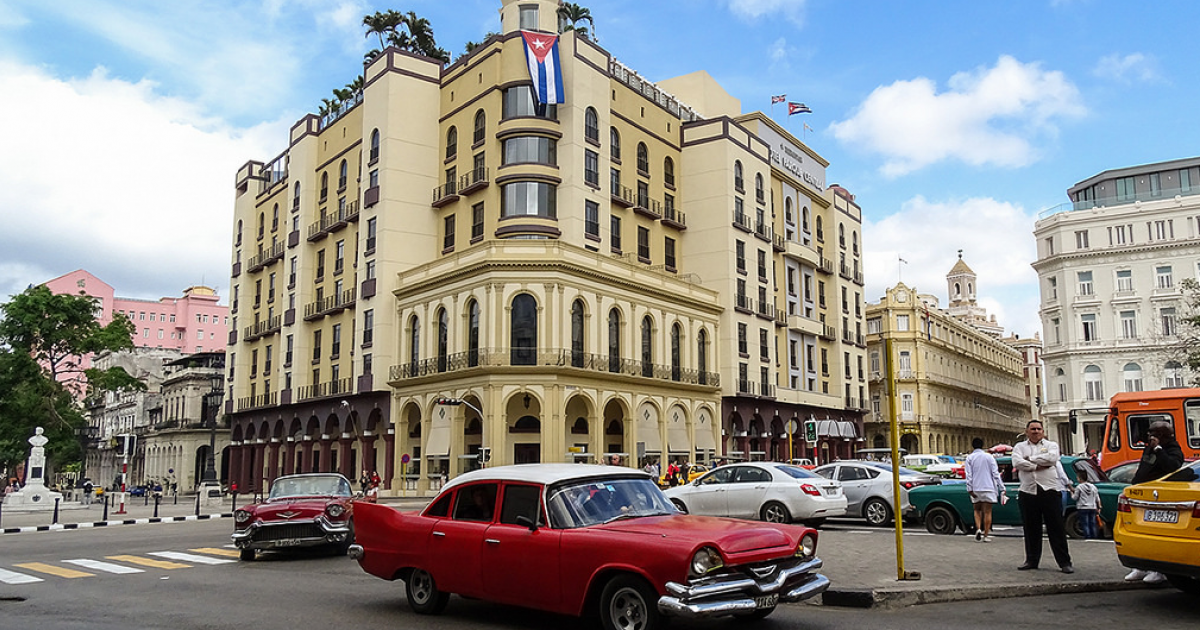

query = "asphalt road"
[2,520,1197,630]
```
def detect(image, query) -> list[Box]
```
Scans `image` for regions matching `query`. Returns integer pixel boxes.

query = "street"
[2,519,1198,630]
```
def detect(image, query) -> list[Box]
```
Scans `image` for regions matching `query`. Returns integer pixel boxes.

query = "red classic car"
[350,464,829,630]
[232,473,355,561]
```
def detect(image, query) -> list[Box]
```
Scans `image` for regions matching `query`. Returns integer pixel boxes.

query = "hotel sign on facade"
[759,126,826,194]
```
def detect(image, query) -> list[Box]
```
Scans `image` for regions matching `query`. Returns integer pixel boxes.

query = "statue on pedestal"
[2,427,64,510]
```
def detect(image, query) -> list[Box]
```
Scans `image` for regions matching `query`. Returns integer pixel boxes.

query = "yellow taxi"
[658,464,708,488]
[1113,459,1200,594]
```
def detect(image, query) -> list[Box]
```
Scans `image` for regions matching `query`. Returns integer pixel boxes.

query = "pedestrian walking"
[964,437,1004,541]
[1124,420,1185,584]
[82,478,94,506]
[1011,419,1073,574]
[1070,478,1100,539]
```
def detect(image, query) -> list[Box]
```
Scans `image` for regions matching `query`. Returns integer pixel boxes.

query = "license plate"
[272,538,303,547]
[754,594,778,609]
[1144,509,1179,524]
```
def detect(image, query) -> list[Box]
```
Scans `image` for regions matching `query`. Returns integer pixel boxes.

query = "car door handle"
[432,531,446,537]
[485,538,500,545]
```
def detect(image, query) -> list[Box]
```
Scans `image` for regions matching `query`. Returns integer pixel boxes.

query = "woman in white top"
[964,437,1005,541]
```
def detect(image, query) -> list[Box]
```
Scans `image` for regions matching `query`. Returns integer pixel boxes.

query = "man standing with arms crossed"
[1011,420,1073,573]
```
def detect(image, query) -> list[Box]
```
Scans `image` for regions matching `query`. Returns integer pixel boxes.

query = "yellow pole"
[886,334,920,581]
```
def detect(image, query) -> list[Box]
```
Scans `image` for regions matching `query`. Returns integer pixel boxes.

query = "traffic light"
[804,419,817,442]
[436,397,462,406]
[476,447,491,465]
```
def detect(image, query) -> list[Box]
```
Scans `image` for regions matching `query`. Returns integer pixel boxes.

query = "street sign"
[787,419,799,435]
[401,454,411,464]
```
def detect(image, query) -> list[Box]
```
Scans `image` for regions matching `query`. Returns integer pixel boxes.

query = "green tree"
[0,285,145,474]
[558,2,594,39]
[362,9,449,64]
[1176,278,1200,384]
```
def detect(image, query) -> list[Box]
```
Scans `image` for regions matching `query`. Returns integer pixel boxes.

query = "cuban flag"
[521,31,565,104]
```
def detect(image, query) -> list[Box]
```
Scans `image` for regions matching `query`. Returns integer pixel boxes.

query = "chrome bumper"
[230,515,352,550]
[657,557,829,618]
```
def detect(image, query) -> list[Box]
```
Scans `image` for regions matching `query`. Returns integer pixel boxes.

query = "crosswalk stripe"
[189,547,242,558]
[0,567,42,584]
[105,555,190,569]
[63,559,145,574]
[13,562,93,578]
[150,551,235,565]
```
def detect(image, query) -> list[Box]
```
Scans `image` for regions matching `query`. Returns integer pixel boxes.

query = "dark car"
[909,455,1124,538]
[231,473,355,561]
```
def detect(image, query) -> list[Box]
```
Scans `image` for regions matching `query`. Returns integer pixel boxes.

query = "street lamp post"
[200,375,224,485]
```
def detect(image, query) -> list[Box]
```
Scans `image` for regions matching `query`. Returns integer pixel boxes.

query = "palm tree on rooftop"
[557,3,594,39]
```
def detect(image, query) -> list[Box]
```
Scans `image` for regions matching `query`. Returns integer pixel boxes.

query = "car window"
[837,466,867,482]
[700,467,734,485]
[774,465,820,479]
[999,463,1017,483]
[733,466,768,483]
[425,492,452,517]
[453,483,498,522]
[1071,459,1106,483]
[499,484,543,526]
[814,466,835,479]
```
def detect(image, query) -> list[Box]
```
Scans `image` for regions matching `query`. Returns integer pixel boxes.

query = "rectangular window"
[331,323,341,358]
[585,201,599,239]
[1149,172,1162,197]
[1116,269,1133,292]
[738,323,748,355]
[1075,230,1089,249]
[637,226,650,261]
[757,250,767,280]
[1120,310,1137,339]
[472,203,484,240]
[363,309,374,346]
[664,237,676,269]
[1161,307,1177,336]
[896,314,909,331]
[1047,276,1058,300]
[1051,318,1061,344]
[519,4,538,29]
[736,240,746,273]
[1157,265,1173,289]
[366,217,377,252]
[610,215,621,251]
[1081,313,1098,341]
[759,329,769,361]
[1115,176,1135,201]
[444,215,456,250]
[1044,236,1054,256]
[584,149,599,187]
[1181,169,1192,194]
[610,167,620,196]
[313,329,322,362]
[867,318,881,334]
[1077,271,1093,296]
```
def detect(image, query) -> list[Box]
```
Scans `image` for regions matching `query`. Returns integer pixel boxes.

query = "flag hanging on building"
[771,94,787,104]
[788,102,812,115]
[520,31,565,104]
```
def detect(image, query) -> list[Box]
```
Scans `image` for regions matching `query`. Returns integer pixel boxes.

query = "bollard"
[194,491,200,517]
[231,491,238,513]
[153,494,160,518]
[53,497,60,524]
[103,494,109,521]
[144,491,149,506]
[0,499,4,529]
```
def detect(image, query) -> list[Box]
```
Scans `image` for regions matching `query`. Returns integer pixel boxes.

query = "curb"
[2,513,232,535]
[820,579,1157,609]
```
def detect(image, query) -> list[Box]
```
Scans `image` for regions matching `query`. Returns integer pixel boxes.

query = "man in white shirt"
[964,437,1004,541]
[1011,420,1073,574]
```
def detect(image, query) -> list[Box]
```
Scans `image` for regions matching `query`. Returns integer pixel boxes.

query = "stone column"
[228,442,243,492]
[319,435,333,473]
[267,439,281,485]
[338,433,354,478]
[360,433,378,474]
[283,438,296,475]
[301,437,314,473]
[253,440,267,494]
[383,428,395,490]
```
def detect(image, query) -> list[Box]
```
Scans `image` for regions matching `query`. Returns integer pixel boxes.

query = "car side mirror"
[515,515,538,531]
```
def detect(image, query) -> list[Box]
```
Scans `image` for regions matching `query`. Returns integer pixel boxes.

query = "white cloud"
[0,60,285,303]
[769,37,789,64]
[1093,52,1160,84]
[830,56,1086,177]
[863,195,1043,337]
[726,0,806,26]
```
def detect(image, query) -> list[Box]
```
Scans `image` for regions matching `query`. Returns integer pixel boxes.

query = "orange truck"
[1099,388,1200,470]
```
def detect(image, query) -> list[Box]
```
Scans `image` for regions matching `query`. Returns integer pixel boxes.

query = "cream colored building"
[225,0,863,494]
[865,280,1026,454]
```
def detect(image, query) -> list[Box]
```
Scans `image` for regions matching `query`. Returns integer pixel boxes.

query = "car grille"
[251,522,324,542]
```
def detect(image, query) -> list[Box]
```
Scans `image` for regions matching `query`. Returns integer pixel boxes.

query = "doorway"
[513,443,541,464]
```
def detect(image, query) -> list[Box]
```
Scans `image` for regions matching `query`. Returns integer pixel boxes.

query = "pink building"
[43,270,229,362]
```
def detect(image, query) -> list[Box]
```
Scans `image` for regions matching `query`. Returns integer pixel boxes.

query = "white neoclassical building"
[1033,156,1200,454]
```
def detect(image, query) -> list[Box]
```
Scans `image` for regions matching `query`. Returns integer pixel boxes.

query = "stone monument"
[2,427,64,510]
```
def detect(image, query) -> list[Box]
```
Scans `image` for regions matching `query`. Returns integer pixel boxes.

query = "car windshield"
[862,462,925,476]
[774,464,821,479]
[268,476,352,500]
[1070,459,1109,483]
[546,477,675,528]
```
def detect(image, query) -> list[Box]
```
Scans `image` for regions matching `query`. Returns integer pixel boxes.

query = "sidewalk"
[2,497,1157,608]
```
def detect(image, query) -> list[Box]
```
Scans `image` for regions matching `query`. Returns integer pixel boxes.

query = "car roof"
[274,472,349,481]
[442,464,651,491]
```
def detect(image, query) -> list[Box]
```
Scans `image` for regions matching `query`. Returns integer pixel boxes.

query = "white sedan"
[663,462,847,525]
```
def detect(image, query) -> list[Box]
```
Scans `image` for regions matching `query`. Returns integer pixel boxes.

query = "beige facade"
[865,283,1027,454]
[226,0,863,494]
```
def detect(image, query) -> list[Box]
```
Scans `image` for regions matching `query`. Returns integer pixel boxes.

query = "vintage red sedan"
[350,464,829,630]
[232,473,355,561]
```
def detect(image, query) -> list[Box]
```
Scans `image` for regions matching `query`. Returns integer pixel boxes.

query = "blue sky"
[2,0,1199,338]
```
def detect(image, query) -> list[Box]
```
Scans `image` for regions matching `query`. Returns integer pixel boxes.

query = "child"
[1071,479,1100,539]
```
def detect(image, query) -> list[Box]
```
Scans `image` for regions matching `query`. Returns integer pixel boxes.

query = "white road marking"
[0,567,42,584]
[149,551,236,565]
[63,559,145,574]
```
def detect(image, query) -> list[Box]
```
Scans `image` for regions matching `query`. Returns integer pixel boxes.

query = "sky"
[3,0,1200,339]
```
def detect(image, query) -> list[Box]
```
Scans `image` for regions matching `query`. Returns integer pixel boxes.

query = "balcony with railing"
[756,300,775,321]
[774,307,787,327]
[303,287,358,321]
[736,379,757,396]
[236,391,279,412]
[662,204,687,229]
[432,179,460,208]
[732,209,752,232]
[1038,182,1200,220]
[772,232,785,252]
[611,184,635,208]
[820,325,837,341]
[754,221,772,243]
[459,166,490,196]
[819,256,834,274]
[839,262,853,281]
[242,315,282,342]
[735,294,754,314]
[633,192,662,219]
[296,377,353,402]
[388,348,720,388]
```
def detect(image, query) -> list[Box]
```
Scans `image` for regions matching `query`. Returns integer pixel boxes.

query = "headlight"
[795,533,817,559]
[690,547,724,578]
[234,509,252,524]
[326,503,346,518]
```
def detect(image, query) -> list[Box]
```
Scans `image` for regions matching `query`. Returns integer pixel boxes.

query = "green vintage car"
[908,455,1125,539]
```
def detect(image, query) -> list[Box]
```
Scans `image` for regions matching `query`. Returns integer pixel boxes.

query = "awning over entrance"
[816,420,858,439]
[695,422,717,451]
[638,418,661,453]
[426,417,452,457]
[667,423,689,453]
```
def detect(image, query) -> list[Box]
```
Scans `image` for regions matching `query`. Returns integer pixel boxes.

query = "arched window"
[641,316,654,377]
[852,231,859,255]
[698,329,708,384]
[473,110,486,144]
[467,299,480,367]
[608,309,621,372]
[446,126,458,160]
[571,299,585,367]
[257,212,265,239]
[815,216,824,241]
[954,282,961,297]
[338,159,348,190]
[755,173,764,203]
[663,157,675,187]
[670,323,681,381]
[511,294,537,366]
[236,220,243,246]
[436,308,449,372]
[1123,362,1143,392]
[584,107,598,143]
[369,129,380,161]
[320,172,328,200]
[838,223,845,248]
[292,182,301,211]
[785,197,793,224]
[409,315,420,371]
[271,204,279,233]
[734,161,744,191]
[636,142,649,173]
[1055,367,1066,402]
[802,206,810,231]
[610,127,621,160]
[1083,365,1103,401]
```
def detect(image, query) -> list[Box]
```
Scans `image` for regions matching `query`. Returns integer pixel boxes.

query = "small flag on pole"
[771,94,787,104]
[803,122,814,133]
[788,102,812,115]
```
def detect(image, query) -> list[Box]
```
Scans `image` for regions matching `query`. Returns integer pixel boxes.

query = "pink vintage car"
[350,464,829,630]
[231,473,356,561]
